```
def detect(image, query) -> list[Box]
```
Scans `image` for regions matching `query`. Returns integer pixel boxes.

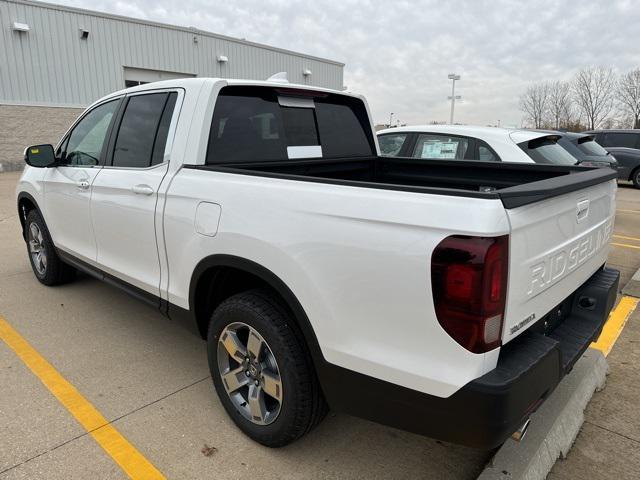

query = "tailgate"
[502,179,616,344]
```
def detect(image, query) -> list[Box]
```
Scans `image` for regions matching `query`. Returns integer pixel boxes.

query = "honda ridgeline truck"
[17,78,619,448]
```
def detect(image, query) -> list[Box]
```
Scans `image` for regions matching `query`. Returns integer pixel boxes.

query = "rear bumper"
[320,266,619,449]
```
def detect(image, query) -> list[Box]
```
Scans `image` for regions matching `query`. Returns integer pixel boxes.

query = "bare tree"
[519,82,549,128]
[572,67,616,130]
[547,81,572,130]
[617,69,640,128]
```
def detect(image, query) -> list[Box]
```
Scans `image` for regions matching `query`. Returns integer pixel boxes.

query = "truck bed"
[189,156,618,209]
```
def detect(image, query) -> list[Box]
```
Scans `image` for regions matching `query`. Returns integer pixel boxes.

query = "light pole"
[388,112,394,128]
[447,73,461,124]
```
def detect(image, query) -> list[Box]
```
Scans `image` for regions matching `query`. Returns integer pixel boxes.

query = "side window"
[412,134,469,160]
[378,134,407,156]
[477,141,499,161]
[55,136,69,161]
[603,133,638,149]
[112,92,177,168]
[62,99,120,166]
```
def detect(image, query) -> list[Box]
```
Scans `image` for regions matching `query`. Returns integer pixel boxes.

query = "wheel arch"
[188,254,326,368]
[17,192,44,241]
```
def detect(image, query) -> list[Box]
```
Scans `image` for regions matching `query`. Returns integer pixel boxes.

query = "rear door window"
[378,134,408,156]
[112,92,177,168]
[518,137,578,165]
[412,134,469,160]
[206,86,374,164]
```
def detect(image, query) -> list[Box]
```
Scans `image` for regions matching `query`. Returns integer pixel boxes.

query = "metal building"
[0,0,345,170]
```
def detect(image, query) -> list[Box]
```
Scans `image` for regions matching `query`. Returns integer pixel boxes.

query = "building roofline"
[9,0,346,67]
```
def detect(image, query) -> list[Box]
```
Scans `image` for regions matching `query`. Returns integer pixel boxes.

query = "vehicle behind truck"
[17,78,619,448]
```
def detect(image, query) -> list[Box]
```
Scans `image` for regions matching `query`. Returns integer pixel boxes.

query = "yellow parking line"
[613,234,640,242]
[616,209,640,214]
[591,296,639,356]
[0,316,166,480]
[612,242,640,251]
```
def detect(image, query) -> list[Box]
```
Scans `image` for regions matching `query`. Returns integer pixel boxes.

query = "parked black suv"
[582,129,640,188]
[605,147,640,188]
[582,129,640,150]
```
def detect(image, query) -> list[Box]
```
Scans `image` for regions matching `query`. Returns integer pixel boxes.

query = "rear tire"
[25,210,76,286]
[207,289,327,447]
[632,168,640,189]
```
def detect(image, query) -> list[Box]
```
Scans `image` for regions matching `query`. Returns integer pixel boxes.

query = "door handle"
[76,180,90,190]
[132,184,154,196]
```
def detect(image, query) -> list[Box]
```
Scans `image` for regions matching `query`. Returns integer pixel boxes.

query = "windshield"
[518,137,578,165]
[576,137,609,156]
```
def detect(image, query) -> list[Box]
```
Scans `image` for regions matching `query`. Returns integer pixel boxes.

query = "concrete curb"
[477,349,608,480]
[622,266,640,298]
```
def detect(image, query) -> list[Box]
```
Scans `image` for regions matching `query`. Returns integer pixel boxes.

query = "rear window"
[206,86,374,164]
[576,137,609,156]
[518,137,578,165]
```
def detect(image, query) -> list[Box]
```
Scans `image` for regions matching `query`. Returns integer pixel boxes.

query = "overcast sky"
[57,0,640,127]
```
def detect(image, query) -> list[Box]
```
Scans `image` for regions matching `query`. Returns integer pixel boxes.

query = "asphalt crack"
[583,419,640,445]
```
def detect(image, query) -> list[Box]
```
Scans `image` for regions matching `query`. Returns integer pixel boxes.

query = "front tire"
[25,210,75,286]
[207,289,327,447]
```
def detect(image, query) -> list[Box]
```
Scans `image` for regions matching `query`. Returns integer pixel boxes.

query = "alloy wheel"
[217,322,283,425]
[28,222,47,276]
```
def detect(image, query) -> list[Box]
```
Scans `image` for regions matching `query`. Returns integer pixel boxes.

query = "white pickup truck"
[17,78,619,448]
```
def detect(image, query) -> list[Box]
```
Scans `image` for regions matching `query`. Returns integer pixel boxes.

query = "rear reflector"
[431,235,509,353]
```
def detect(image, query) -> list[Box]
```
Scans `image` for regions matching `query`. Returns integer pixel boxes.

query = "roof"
[377,124,547,144]
[92,77,360,108]
[11,0,345,67]
[582,129,640,134]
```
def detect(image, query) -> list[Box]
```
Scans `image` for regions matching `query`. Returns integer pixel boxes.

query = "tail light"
[431,235,509,353]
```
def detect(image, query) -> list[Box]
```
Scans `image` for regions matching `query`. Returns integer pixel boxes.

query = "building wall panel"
[1,0,344,107]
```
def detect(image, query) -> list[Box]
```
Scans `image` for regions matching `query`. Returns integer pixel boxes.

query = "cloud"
[56,0,640,127]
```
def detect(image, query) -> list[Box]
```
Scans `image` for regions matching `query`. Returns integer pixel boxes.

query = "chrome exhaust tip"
[511,418,531,442]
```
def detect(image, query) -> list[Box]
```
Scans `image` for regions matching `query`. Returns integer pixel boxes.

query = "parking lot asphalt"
[1,171,639,480]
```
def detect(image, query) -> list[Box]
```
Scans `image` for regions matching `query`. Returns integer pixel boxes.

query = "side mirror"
[24,144,56,168]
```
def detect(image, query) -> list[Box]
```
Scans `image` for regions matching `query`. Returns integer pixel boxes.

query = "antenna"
[267,72,289,83]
